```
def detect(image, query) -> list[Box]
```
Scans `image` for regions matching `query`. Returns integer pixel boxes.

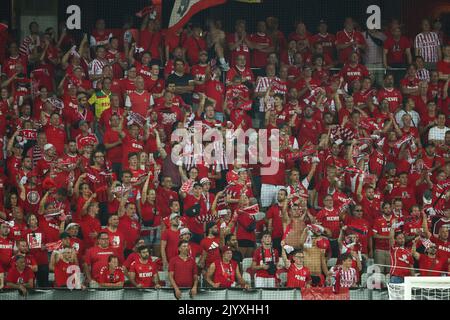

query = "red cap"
[42,177,56,190]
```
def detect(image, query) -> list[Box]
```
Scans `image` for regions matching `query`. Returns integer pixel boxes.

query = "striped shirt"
[88,59,107,88]
[255,76,283,112]
[19,35,39,57]
[416,68,430,82]
[414,32,441,63]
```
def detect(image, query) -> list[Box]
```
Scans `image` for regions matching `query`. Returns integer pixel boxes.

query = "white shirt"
[395,109,420,128]
[428,126,450,142]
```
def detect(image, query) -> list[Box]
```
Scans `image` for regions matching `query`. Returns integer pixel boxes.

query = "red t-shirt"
[139,30,162,59]
[161,228,180,262]
[83,246,122,281]
[103,129,122,164]
[316,208,341,239]
[6,265,35,287]
[252,247,279,278]
[372,216,393,251]
[168,255,198,287]
[384,36,411,65]
[390,246,413,277]
[418,254,447,276]
[98,266,125,285]
[335,30,366,64]
[200,236,221,268]
[212,259,239,288]
[184,36,207,64]
[129,259,157,287]
[54,260,79,287]
[286,264,311,288]
[266,204,283,239]
[249,33,273,68]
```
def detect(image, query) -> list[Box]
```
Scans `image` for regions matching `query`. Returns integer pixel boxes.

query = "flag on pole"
[168,0,227,32]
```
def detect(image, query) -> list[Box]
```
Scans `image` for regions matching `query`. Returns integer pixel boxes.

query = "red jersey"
[418,254,447,276]
[252,247,279,278]
[390,246,414,277]
[226,33,251,66]
[98,266,125,285]
[139,30,162,60]
[184,36,207,64]
[372,216,394,251]
[212,259,239,288]
[339,63,369,86]
[286,264,311,288]
[384,36,412,65]
[118,215,141,251]
[83,246,122,281]
[126,90,152,118]
[54,259,79,287]
[5,265,34,287]
[0,236,14,270]
[129,259,157,287]
[200,236,221,268]
[266,204,284,239]
[310,33,336,56]
[335,30,366,64]
[316,208,341,239]
[249,33,273,68]
[376,88,403,113]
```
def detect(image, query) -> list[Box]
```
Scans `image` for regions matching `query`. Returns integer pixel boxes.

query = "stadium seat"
[327,258,337,268]
[242,272,252,284]
[278,272,287,287]
[242,258,253,273]
[360,273,368,287]
[158,271,170,287]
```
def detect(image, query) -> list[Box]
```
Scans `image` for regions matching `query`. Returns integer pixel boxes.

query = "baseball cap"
[206,222,216,234]
[200,177,210,185]
[318,19,327,25]
[179,228,191,237]
[169,213,180,221]
[221,246,232,254]
[423,190,433,205]
[385,162,396,171]
[218,209,229,216]
[237,168,247,173]
[193,182,202,188]
[60,232,70,239]
[43,143,55,151]
[65,223,80,231]
[78,120,88,127]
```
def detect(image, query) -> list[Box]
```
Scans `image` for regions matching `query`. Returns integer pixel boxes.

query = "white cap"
[44,143,55,151]
[65,223,79,231]
[218,209,229,216]
[179,228,191,237]
[200,177,210,185]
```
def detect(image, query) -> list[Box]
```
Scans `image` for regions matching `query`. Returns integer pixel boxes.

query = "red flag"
[301,287,350,300]
[168,0,227,32]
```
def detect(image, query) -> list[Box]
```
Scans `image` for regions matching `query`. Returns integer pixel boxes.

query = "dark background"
[0,0,449,39]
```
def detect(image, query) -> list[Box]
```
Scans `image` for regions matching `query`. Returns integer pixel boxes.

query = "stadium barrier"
[0,287,389,300]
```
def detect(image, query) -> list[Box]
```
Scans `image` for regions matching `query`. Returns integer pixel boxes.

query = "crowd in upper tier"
[0,11,448,295]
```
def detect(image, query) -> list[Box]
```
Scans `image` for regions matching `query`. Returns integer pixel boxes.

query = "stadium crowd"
[0,9,449,297]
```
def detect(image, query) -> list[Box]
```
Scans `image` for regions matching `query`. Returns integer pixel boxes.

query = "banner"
[301,287,350,300]
[168,0,227,32]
